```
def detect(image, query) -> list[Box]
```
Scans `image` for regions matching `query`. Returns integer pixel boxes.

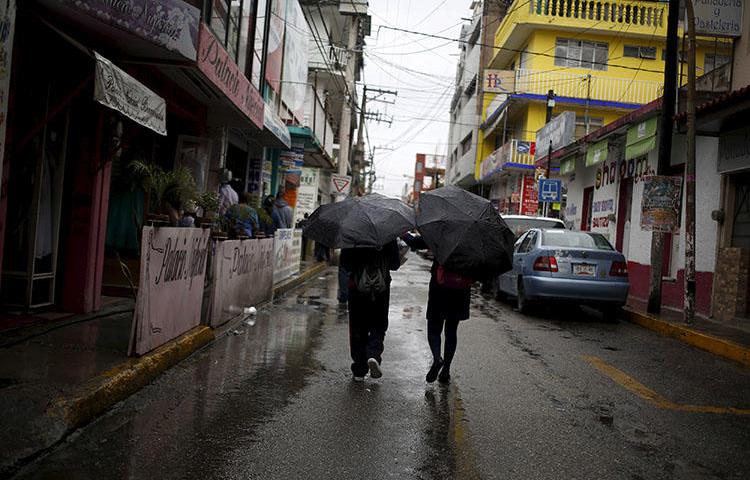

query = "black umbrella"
[303,193,415,248]
[416,186,515,278]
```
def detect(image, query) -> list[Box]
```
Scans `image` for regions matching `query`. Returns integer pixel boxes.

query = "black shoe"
[438,368,451,384]
[426,358,443,383]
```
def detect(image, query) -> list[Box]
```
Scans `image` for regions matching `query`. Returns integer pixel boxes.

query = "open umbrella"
[303,193,415,248]
[416,186,515,278]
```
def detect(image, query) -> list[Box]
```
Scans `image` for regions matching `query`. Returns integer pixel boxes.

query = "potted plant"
[129,160,197,226]
[195,191,219,227]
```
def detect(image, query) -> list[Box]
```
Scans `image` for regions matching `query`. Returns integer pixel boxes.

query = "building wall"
[731,3,750,90]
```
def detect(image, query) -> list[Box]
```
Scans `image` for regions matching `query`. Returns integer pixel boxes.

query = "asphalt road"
[16,257,750,479]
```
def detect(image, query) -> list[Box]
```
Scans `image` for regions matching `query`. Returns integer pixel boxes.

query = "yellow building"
[477,0,730,214]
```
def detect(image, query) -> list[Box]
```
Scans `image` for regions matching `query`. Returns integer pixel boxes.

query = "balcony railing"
[515,69,663,105]
[480,139,535,182]
[495,0,668,57]
[304,86,335,159]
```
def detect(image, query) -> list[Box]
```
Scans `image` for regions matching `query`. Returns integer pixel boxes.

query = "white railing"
[527,0,665,27]
[515,69,663,105]
[303,86,335,159]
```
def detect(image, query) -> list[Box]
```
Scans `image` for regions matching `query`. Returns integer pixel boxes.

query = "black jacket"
[340,240,401,284]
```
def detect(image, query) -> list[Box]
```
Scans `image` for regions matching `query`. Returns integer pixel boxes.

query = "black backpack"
[354,255,389,296]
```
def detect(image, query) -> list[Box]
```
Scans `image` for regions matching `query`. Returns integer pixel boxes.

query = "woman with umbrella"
[304,194,415,382]
[403,186,515,384]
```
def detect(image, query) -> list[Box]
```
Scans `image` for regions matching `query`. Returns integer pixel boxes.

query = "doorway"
[616,178,633,254]
[581,186,594,231]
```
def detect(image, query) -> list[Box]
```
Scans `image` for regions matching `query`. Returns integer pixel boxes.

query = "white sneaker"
[352,375,365,382]
[367,358,382,379]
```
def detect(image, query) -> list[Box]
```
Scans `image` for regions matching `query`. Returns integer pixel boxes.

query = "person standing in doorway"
[340,240,401,382]
[218,169,239,216]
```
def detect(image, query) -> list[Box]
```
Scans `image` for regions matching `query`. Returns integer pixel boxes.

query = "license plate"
[573,263,596,276]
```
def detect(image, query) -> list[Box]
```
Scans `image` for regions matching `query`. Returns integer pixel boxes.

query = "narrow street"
[17,257,750,480]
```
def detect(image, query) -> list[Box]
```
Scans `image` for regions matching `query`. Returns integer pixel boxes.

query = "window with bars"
[461,132,473,156]
[624,45,656,60]
[554,38,608,70]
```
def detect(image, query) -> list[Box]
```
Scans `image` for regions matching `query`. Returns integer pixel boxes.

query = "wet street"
[16,257,750,480]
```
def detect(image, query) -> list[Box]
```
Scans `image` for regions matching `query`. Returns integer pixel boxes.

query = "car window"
[518,231,537,253]
[514,232,529,252]
[503,217,565,238]
[541,230,614,250]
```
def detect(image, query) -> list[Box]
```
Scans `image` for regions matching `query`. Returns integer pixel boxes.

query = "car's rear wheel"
[516,278,531,314]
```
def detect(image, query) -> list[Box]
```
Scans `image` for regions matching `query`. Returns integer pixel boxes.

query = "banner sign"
[56,0,200,60]
[0,0,15,205]
[265,0,285,93]
[640,176,683,233]
[198,24,263,129]
[280,0,309,122]
[534,111,576,160]
[209,238,274,327]
[130,226,210,356]
[273,228,302,283]
[94,52,167,135]
[295,167,319,224]
[691,0,743,37]
[331,174,352,196]
[520,175,539,215]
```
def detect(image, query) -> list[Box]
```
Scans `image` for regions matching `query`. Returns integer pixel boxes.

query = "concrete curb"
[47,326,215,429]
[272,262,328,298]
[624,309,750,367]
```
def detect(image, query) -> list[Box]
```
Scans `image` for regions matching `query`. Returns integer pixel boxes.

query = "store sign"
[263,107,291,148]
[94,52,167,135]
[484,69,515,94]
[209,238,274,327]
[331,174,352,196]
[521,175,539,215]
[625,117,658,160]
[534,111,576,160]
[585,139,608,167]
[295,168,320,224]
[198,24,263,129]
[718,126,750,173]
[273,228,302,283]
[691,0,743,37]
[0,0,15,204]
[130,227,210,356]
[640,176,683,233]
[56,0,200,59]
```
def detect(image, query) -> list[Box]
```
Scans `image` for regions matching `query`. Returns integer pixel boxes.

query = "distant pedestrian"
[340,240,401,382]
[402,232,473,384]
[218,169,239,216]
[273,192,294,229]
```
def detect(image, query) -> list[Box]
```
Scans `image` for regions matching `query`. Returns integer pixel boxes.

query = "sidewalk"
[625,300,750,368]
[0,261,327,479]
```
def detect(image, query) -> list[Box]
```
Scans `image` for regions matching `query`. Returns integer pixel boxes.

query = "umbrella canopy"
[303,193,415,248]
[416,186,515,278]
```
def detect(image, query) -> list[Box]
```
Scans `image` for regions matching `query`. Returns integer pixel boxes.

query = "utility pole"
[336,15,359,199]
[543,90,555,218]
[684,0,697,323]
[648,0,680,314]
[353,85,367,194]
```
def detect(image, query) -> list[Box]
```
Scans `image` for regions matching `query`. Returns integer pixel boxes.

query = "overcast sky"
[359,0,472,198]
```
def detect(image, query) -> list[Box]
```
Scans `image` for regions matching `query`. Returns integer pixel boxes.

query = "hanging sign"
[484,70,515,94]
[534,111,576,160]
[130,227,210,356]
[94,52,167,135]
[640,176,683,233]
[209,238,274,327]
[330,174,352,196]
[691,0,743,37]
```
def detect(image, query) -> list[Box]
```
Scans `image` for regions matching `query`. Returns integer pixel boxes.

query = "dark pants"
[427,316,460,372]
[338,266,349,303]
[348,289,390,376]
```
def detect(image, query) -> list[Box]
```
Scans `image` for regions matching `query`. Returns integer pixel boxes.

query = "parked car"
[501,215,566,239]
[495,229,629,316]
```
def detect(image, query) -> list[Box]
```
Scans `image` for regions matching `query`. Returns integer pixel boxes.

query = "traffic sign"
[539,179,562,203]
[330,174,352,196]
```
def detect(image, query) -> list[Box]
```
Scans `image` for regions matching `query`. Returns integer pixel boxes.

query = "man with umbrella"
[303,194,415,382]
[404,186,515,384]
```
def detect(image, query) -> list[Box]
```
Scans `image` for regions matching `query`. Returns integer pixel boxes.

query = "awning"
[263,107,291,149]
[625,117,657,160]
[94,52,167,135]
[288,125,334,169]
[585,139,608,167]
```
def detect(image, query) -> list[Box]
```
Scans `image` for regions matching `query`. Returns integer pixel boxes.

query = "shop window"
[554,38,608,70]
[208,0,255,65]
[624,45,656,60]
[704,54,732,73]
[250,0,267,88]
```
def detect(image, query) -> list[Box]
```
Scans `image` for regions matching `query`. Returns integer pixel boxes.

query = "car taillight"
[533,256,558,272]
[610,261,628,277]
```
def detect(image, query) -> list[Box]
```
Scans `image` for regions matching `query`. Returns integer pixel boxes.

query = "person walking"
[273,192,294,229]
[402,232,473,384]
[340,240,401,382]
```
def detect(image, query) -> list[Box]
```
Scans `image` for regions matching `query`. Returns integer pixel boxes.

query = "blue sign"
[539,179,562,203]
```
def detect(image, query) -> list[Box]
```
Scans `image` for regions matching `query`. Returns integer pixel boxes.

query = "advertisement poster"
[265,0,286,93]
[294,167,319,224]
[209,238,274,327]
[280,0,309,122]
[130,227,210,356]
[640,176,683,232]
[520,175,538,216]
[273,228,302,283]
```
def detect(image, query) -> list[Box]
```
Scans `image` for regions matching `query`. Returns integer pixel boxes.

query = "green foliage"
[129,160,197,213]
[195,191,220,214]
